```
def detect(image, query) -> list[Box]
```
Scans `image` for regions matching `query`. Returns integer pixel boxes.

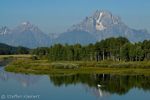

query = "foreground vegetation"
[4,59,150,75]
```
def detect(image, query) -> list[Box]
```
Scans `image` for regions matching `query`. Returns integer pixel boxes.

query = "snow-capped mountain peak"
[13,22,40,33]
[0,22,52,48]
[22,22,30,25]
[68,9,150,42]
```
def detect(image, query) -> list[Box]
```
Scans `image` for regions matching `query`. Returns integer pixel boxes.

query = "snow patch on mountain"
[0,26,10,35]
[96,12,106,31]
[68,10,150,42]
[22,22,30,25]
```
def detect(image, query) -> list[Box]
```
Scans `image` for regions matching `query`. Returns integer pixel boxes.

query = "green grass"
[4,59,150,75]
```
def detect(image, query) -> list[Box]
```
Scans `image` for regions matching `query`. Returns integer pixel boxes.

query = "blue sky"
[0,0,150,33]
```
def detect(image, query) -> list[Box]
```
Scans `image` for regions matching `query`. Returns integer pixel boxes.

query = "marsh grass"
[0,55,32,58]
[0,55,32,61]
[4,59,150,75]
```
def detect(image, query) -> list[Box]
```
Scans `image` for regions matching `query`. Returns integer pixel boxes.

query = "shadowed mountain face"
[0,22,52,48]
[53,30,97,45]
[68,10,150,43]
[0,10,150,48]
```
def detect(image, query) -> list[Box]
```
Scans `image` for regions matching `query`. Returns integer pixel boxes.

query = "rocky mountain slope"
[0,22,52,48]
[68,10,150,43]
[0,10,150,48]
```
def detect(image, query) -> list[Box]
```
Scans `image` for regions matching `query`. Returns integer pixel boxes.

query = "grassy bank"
[0,55,33,61]
[4,59,150,75]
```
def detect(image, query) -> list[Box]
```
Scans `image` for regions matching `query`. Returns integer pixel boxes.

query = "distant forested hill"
[0,43,29,55]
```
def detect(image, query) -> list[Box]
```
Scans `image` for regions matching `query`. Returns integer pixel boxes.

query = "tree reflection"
[49,74,150,95]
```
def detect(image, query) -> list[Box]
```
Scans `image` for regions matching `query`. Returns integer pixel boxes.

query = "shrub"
[31,56,38,60]
[37,66,52,70]
[95,64,108,67]
[52,63,79,69]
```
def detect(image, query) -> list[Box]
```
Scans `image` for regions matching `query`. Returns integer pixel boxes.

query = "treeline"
[0,43,29,55]
[30,36,150,61]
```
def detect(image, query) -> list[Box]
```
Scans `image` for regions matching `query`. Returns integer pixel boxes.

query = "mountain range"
[68,10,150,43]
[0,22,52,48]
[0,10,150,48]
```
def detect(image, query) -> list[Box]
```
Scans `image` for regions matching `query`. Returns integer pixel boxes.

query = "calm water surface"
[0,61,150,100]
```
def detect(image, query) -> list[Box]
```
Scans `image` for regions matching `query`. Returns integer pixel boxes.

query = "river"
[0,61,150,100]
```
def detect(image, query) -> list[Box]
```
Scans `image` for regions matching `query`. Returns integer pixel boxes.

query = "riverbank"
[0,55,32,61]
[4,59,150,75]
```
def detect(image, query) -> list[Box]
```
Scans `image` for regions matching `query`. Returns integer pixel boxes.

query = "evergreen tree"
[129,44,136,61]
[120,43,130,61]
[135,46,144,61]
[30,37,149,62]
[18,46,29,54]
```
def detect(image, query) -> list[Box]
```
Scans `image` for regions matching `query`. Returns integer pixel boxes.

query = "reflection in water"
[1,61,150,99]
[49,74,150,98]
[82,84,110,99]
[0,68,41,87]
[0,61,41,87]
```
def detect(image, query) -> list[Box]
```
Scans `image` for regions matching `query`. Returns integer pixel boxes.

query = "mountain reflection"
[49,74,150,97]
[0,62,41,87]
